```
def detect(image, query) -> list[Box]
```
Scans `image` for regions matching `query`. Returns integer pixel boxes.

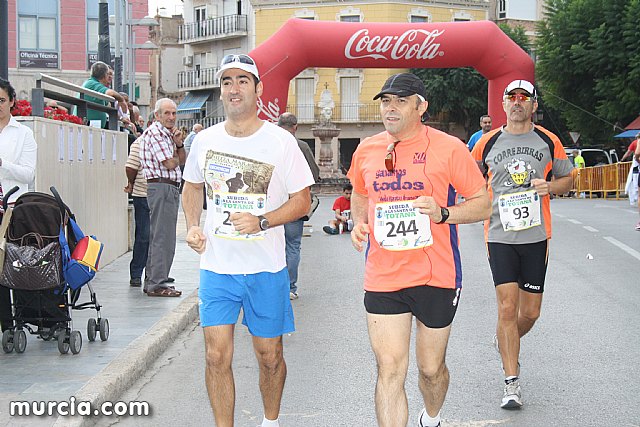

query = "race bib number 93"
[498,190,541,231]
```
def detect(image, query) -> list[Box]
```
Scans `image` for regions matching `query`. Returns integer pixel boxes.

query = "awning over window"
[177,92,209,114]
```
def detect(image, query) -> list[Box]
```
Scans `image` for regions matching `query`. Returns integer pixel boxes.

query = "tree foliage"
[536,0,640,146]
[412,23,531,139]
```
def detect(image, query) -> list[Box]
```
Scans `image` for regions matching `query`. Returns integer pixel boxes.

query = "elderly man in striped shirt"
[139,98,186,297]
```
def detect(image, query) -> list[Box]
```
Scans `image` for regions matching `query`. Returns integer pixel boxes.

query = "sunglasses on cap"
[504,93,534,103]
[221,54,255,66]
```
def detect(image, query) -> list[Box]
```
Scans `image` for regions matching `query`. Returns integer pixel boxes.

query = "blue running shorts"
[199,268,295,338]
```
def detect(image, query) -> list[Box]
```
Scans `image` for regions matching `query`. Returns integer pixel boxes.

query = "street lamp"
[111,1,159,100]
[126,17,159,101]
[127,39,158,102]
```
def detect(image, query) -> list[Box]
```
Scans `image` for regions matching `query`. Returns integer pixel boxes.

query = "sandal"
[144,285,180,295]
[146,287,182,297]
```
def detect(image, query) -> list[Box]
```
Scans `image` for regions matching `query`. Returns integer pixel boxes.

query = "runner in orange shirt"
[471,79,573,409]
[348,73,490,427]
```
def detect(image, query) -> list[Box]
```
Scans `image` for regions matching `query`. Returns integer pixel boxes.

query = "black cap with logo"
[373,73,427,100]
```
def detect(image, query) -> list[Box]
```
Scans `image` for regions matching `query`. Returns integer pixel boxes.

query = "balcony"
[285,103,382,124]
[179,15,248,44]
[178,67,220,90]
[177,115,225,131]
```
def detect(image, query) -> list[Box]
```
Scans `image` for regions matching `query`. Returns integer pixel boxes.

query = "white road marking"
[583,226,599,233]
[604,236,640,261]
[568,219,582,224]
[443,420,509,426]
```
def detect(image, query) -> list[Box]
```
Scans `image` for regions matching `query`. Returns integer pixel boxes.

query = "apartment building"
[6,0,154,116]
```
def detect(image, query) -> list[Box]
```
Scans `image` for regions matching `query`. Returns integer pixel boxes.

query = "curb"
[53,290,199,427]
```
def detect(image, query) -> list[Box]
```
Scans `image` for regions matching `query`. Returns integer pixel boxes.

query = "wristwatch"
[436,207,450,224]
[258,215,270,231]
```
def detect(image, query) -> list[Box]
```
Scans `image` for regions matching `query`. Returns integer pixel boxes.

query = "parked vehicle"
[565,147,619,167]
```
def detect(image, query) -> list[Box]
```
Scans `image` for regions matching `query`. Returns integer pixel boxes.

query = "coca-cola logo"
[345,29,445,60]
[257,97,280,122]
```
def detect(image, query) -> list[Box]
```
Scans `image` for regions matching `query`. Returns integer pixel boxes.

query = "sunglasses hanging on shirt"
[385,141,400,172]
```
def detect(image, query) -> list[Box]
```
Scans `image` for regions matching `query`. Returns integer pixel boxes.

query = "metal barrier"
[570,162,632,199]
[32,73,118,130]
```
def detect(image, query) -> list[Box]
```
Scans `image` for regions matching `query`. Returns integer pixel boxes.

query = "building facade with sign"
[6,0,153,115]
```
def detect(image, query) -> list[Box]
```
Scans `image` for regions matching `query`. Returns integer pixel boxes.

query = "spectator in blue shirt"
[467,114,492,151]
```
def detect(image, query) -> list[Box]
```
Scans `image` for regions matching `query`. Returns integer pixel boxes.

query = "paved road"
[93,196,640,427]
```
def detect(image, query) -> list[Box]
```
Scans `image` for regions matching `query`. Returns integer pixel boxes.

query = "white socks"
[261,416,280,427]
[419,408,441,427]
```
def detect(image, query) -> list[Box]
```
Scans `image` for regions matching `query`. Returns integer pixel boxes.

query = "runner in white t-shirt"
[181,54,314,427]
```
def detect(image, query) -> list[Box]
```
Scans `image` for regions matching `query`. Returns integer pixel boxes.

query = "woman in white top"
[0,77,37,332]
[0,77,37,205]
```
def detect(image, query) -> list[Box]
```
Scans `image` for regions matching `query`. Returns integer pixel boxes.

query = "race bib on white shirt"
[211,193,266,240]
[498,190,542,231]
[373,201,432,251]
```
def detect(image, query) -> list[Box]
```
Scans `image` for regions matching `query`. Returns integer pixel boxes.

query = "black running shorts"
[487,240,549,293]
[364,285,460,329]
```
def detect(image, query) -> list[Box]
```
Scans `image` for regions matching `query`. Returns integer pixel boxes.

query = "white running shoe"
[501,379,523,409]
[417,408,441,427]
[289,291,298,300]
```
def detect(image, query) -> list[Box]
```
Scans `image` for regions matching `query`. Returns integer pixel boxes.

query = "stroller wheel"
[99,318,110,342]
[2,330,14,353]
[14,330,27,353]
[57,331,70,354]
[69,331,82,355]
[87,319,97,342]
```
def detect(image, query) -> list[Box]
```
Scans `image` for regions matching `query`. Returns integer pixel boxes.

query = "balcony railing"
[178,115,225,131]
[179,15,248,43]
[178,67,220,90]
[285,103,382,124]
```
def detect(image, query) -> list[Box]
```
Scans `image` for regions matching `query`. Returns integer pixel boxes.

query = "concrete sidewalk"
[0,215,201,427]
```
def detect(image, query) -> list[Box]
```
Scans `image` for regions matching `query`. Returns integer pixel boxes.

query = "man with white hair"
[139,98,186,297]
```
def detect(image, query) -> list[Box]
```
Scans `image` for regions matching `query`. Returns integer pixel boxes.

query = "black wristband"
[176,144,184,149]
[436,207,450,224]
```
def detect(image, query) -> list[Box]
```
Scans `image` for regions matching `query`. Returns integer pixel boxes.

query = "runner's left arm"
[413,186,490,224]
[229,187,311,234]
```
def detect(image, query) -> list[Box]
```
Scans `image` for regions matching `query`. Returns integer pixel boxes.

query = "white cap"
[504,79,536,97]
[214,54,260,81]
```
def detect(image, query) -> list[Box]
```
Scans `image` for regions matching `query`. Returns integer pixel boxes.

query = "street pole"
[0,0,8,79]
[127,1,135,101]
[98,0,111,64]
[114,0,122,92]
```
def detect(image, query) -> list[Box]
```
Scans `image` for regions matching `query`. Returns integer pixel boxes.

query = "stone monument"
[312,85,343,179]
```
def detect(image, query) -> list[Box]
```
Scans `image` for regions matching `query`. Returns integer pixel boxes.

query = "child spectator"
[323,184,353,235]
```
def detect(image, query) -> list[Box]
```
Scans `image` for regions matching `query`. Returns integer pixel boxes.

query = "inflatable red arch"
[249,19,534,126]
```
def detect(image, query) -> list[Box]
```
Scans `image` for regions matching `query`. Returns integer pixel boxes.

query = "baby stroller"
[0,186,109,355]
